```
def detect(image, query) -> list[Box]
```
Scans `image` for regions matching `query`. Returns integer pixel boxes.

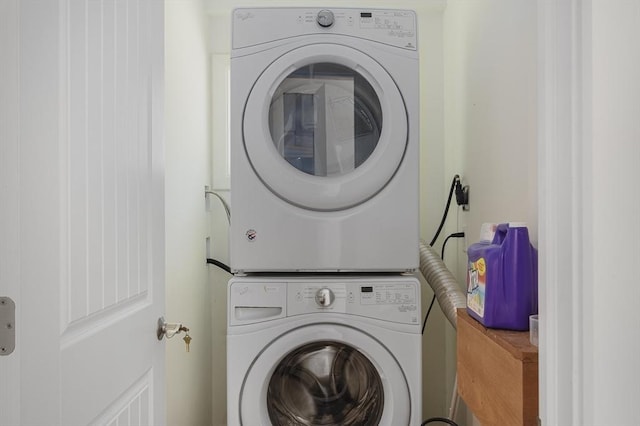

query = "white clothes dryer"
[230,8,420,273]
[227,275,422,426]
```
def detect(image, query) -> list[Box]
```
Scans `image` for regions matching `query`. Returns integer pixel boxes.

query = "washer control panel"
[288,278,419,324]
[229,277,420,326]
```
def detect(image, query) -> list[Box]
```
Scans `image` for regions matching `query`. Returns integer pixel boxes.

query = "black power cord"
[206,258,231,274]
[421,294,437,335]
[429,175,469,246]
[422,173,467,335]
[421,231,465,335]
[429,175,459,247]
[421,417,460,426]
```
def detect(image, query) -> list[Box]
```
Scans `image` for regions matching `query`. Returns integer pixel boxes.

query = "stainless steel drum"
[267,341,384,426]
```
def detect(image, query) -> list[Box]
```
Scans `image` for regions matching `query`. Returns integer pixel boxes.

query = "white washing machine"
[230,8,420,273]
[227,275,422,425]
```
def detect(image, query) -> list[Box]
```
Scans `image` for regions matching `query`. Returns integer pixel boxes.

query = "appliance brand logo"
[235,11,254,21]
[245,229,257,242]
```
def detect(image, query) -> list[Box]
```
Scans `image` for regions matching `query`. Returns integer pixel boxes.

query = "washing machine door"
[238,323,412,426]
[243,43,408,211]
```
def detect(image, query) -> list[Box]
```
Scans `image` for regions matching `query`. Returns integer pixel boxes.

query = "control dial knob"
[315,288,335,307]
[317,10,335,28]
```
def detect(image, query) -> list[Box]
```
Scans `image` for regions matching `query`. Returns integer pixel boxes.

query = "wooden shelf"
[456,308,539,426]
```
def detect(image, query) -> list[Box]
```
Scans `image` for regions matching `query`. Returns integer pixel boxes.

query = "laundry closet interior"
[164,1,537,425]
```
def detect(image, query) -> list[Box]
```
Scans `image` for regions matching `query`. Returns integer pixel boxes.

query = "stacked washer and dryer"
[227,8,422,425]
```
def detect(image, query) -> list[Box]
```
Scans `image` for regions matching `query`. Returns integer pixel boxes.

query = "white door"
[0,1,165,425]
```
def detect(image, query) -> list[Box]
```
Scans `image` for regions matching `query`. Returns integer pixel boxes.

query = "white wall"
[165,1,213,425]
[584,3,640,422]
[582,2,640,423]
[208,10,232,426]
[443,1,538,424]
[444,0,538,245]
[587,4,640,422]
[539,2,640,424]
[416,4,453,421]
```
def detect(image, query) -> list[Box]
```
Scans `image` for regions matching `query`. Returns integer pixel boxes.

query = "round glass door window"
[268,63,382,177]
[267,341,384,425]
[242,43,408,211]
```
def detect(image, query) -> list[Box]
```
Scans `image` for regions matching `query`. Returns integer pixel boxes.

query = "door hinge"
[0,297,16,356]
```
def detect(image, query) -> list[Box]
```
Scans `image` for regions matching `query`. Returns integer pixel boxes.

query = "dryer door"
[243,44,408,211]
[239,323,412,425]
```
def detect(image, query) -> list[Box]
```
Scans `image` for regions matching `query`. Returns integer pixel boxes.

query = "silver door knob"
[157,317,189,340]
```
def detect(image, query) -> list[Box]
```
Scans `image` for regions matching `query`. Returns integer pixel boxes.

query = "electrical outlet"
[462,185,470,211]
[455,178,470,210]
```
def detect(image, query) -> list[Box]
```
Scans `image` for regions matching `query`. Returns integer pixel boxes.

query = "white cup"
[529,314,539,347]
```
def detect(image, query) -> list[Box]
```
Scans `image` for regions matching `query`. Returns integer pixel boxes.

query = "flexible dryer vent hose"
[419,242,467,329]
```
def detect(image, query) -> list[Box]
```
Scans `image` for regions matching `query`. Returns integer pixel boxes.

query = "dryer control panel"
[233,8,417,51]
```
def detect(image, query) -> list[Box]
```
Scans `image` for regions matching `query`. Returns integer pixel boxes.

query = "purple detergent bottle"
[466,222,538,330]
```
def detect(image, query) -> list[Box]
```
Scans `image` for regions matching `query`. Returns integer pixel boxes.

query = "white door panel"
[0,0,20,424]
[1,1,165,424]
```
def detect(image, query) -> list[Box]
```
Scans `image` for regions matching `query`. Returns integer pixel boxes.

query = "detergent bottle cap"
[479,223,498,242]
